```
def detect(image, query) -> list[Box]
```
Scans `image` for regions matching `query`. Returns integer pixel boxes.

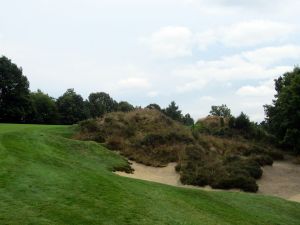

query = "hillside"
[78,109,284,192]
[0,124,300,225]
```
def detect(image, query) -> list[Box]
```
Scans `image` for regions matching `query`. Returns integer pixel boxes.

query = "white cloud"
[176,79,207,93]
[147,91,159,97]
[200,96,216,101]
[173,45,299,87]
[236,80,275,97]
[140,26,193,59]
[117,77,151,89]
[142,20,296,58]
[197,20,296,49]
[242,45,300,65]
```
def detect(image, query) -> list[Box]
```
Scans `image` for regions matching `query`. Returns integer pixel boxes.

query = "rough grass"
[0,123,300,225]
[76,109,194,166]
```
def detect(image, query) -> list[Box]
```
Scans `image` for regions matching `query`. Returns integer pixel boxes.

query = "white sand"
[257,160,300,202]
[115,160,300,202]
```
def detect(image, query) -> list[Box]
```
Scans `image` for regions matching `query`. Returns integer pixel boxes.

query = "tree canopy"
[264,67,300,153]
[210,104,231,118]
[88,92,117,118]
[117,101,134,112]
[56,89,88,124]
[163,101,182,122]
[0,56,31,122]
[30,90,59,124]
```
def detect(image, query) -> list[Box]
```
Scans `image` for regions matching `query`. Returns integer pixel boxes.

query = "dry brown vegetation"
[77,109,284,192]
[76,109,193,166]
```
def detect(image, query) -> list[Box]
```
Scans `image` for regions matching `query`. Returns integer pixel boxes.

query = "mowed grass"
[0,124,300,225]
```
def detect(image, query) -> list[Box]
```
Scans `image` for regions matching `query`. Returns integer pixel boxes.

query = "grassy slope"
[0,124,300,225]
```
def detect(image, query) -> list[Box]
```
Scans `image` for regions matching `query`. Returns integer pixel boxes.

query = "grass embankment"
[1,123,299,225]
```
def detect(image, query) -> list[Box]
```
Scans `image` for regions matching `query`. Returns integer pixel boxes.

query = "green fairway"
[0,124,300,225]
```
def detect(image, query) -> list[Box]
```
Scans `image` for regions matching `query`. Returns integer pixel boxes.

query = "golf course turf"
[0,124,300,225]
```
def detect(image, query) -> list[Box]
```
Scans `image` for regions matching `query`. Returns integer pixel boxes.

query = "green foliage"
[29,89,59,124]
[264,67,300,153]
[179,146,262,192]
[230,112,251,130]
[146,103,161,111]
[88,92,117,117]
[0,56,31,122]
[56,89,88,124]
[163,101,182,122]
[117,101,134,112]
[182,113,194,126]
[210,104,231,117]
[251,155,273,166]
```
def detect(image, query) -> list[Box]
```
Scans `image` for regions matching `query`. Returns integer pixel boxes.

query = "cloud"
[147,91,159,97]
[176,79,207,93]
[236,80,275,97]
[242,45,300,65]
[140,26,193,59]
[173,44,299,89]
[200,96,216,101]
[141,20,296,58]
[117,77,151,89]
[197,20,296,49]
[196,0,293,9]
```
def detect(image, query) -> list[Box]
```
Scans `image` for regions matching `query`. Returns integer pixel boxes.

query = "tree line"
[1,56,299,153]
[0,56,193,126]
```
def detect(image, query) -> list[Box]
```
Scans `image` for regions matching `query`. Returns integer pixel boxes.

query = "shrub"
[267,150,284,160]
[175,163,181,172]
[180,171,209,186]
[79,119,98,132]
[106,136,124,150]
[242,161,263,179]
[251,155,273,166]
[140,134,166,147]
[112,163,134,173]
[211,174,258,192]
[243,145,265,156]
[235,112,251,130]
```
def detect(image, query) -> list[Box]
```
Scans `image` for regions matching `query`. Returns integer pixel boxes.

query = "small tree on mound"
[146,103,161,111]
[234,112,251,130]
[117,101,134,112]
[210,104,231,118]
[163,101,183,122]
[182,113,194,126]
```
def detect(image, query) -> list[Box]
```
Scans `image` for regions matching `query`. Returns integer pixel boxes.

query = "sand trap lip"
[115,160,300,202]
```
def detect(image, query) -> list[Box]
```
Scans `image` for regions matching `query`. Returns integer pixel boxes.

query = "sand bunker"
[115,160,300,202]
[257,160,300,202]
[116,161,222,192]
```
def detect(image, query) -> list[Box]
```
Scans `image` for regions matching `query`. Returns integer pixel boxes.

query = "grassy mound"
[78,110,284,192]
[1,124,300,224]
[77,109,194,166]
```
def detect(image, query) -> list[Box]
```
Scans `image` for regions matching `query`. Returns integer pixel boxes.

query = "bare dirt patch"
[115,159,300,202]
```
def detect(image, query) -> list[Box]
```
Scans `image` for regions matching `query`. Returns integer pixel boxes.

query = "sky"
[1,0,300,121]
